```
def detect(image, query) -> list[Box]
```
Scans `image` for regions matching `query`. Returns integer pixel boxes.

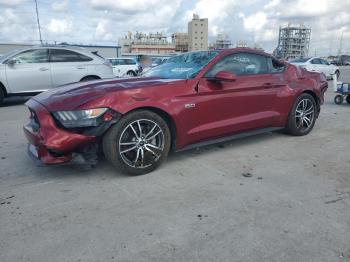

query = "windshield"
[143,51,220,79]
[290,58,309,63]
[0,49,22,63]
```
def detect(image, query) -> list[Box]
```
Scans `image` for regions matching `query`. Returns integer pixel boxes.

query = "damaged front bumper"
[23,99,99,166]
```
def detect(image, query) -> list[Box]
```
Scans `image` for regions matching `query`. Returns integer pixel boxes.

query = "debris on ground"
[242,172,253,178]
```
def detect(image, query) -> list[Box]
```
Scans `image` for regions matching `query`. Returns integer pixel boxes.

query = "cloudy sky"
[0,0,349,56]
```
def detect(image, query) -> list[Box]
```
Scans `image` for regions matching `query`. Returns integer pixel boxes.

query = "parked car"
[23,49,328,175]
[290,57,340,79]
[0,46,115,104]
[108,58,139,77]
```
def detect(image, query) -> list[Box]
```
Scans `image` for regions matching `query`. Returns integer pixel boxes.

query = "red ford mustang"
[23,48,328,175]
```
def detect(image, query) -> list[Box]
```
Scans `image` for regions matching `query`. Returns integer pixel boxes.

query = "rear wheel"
[346,95,350,104]
[126,70,136,77]
[285,93,317,136]
[0,88,4,105]
[334,95,344,104]
[81,76,100,82]
[103,110,171,175]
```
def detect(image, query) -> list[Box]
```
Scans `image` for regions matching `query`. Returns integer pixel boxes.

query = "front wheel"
[103,110,171,175]
[334,95,343,104]
[285,93,317,136]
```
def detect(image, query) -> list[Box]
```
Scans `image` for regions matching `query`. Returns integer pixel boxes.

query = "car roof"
[107,57,135,60]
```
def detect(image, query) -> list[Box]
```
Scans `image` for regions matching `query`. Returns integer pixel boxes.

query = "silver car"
[0,45,115,104]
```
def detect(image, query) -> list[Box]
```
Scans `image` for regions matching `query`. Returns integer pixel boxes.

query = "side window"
[13,49,49,64]
[320,59,329,65]
[267,58,285,73]
[311,58,321,64]
[116,59,125,65]
[50,49,93,62]
[110,59,118,66]
[206,53,269,77]
[125,59,136,65]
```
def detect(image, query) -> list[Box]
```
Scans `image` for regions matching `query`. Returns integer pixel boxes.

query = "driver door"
[181,52,283,144]
[5,49,52,93]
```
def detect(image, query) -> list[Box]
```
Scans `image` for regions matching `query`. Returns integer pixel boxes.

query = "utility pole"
[34,0,43,44]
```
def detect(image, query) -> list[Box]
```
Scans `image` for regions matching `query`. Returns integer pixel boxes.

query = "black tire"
[81,76,100,82]
[126,70,136,77]
[0,88,4,105]
[346,95,350,104]
[334,95,343,105]
[103,110,171,175]
[285,93,317,136]
[335,70,340,80]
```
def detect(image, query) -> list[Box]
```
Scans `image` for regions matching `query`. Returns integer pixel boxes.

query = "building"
[236,41,248,48]
[0,43,121,58]
[274,24,311,60]
[213,34,232,49]
[171,33,188,52]
[188,14,208,51]
[119,32,175,55]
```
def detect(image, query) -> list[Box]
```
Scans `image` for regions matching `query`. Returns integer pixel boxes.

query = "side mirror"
[7,59,17,66]
[214,71,237,82]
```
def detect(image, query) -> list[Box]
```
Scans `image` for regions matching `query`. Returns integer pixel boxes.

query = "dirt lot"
[1,68,350,262]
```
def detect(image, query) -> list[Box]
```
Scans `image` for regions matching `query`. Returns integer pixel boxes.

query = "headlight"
[53,108,108,128]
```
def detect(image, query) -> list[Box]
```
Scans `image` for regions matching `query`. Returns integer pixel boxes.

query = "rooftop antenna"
[34,0,43,44]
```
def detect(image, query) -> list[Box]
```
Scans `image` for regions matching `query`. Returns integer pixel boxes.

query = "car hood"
[31,77,181,111]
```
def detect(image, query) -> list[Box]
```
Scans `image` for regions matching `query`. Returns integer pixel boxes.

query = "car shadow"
[23,131,286,181]
[167,131,285,163]
[0,96,32,107]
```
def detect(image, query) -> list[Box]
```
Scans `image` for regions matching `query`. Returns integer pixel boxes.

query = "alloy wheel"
[118,119,165,168]
[295,98,315,132]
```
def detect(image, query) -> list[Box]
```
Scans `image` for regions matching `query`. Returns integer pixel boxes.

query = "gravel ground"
[0,67,349,262]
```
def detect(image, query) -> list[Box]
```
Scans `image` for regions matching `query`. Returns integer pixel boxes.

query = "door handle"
[39,67,48,71]
[77,66,85,69]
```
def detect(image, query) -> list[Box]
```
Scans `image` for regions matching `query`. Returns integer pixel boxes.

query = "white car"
[0,46,115,104]
[108,58,139,77]
[290,57,340,79]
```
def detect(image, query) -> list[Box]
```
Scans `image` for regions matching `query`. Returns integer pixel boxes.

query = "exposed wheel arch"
[302,90,320,116]
[80,75,101,82]
[123,107,177,151]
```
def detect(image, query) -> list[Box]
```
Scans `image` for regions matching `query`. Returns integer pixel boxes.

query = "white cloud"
[52,0,70,12]
[0,0,25,7]
[95,19,114,40]
[47,19,73,34]
[0,0,349,55]
[241,12,267,32]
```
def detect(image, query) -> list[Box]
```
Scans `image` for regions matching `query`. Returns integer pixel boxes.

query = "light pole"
[34,0,43,44]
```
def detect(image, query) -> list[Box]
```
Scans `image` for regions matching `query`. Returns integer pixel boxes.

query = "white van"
[108,58,139,77]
